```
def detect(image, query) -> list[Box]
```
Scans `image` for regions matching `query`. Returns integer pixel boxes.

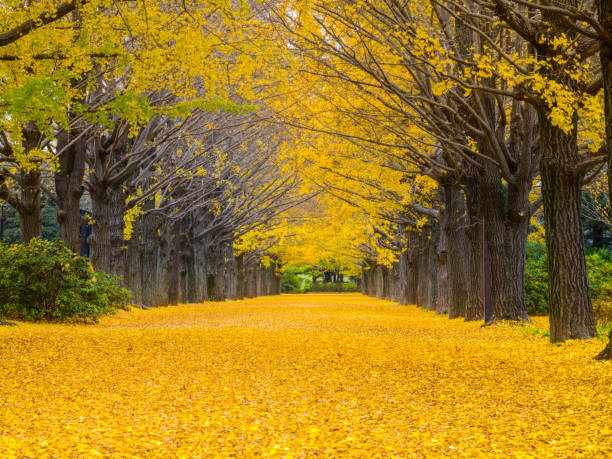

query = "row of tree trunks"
[123,225,281,307]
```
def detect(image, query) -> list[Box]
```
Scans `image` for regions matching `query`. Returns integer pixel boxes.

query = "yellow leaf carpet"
[0,294,610,457]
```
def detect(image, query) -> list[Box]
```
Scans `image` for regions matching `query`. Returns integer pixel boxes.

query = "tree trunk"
[442,182,469,319]
[396,251,408,305]
[235,253,245,300]
[417,234,429,308]
[390,261,401,302]
[213,246,226,301]
[186,241,197,303]
[436,204,450,315]
[55,129,86,253]
[426,228,439,310]
[374,264,384,299]
[156,234,169,306]
[245,260,257,298]
[539,115,597,341]
[90,187,112,272]
[18,169,42,243]
[225,243,236,300]
[139,213,157,306]
[365,260,376,296]
[167,223,180,305]
[598,0,612,249]
[599,1,612,359]
[478,164,530,322]
[109,185,125,278]
[195,242,208,303]
[17,124,43,243]
[123,235,141,305]
[595,330,612,360]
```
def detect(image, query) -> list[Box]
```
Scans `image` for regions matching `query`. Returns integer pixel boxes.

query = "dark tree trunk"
[125,223,142,305]
[245,260,257,298]
[17,124,43,243]
[275,272,282,294]
[235,253,245,300]
[539,116,597,341]
[396,251,408,304]
[478,164,530,323]
[463,177,484,321]
[255,263,263,297]
[139,213,157,306]
[186,241,197,303]
[374,264,384,299]
[390,261,401,302]
[225,243,236,300]
[18,168,42,243]
[214,246,226,301]
[55,129,86,253]
[595,330,612,360]
[90,187,112,272]
[599,0,612,243]
[598,0,612,359]
[436,222,450,315]
[383,266,392,300]
[195,242,208,303]
[417,234,429,308]
[109,185,125,278]
[365,260,376,296]
[426,228,439,310]
[156,234,169,306]
[442,182,469,319]
[167,223,181,305]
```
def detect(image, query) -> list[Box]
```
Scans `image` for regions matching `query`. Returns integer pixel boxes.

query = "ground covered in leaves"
[1,294,611,457]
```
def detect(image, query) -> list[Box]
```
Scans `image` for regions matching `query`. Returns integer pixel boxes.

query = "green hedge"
[310,282,358,292]
[0,239,130,323]
[525,242,612,318]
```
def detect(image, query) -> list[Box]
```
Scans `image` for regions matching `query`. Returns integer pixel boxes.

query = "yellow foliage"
[0,294,610,457]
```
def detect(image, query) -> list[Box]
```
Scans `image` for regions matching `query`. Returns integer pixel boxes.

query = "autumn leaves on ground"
[1,294,610,458]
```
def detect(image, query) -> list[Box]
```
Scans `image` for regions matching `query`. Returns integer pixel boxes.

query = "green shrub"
[0,239,130,323]
[525,242,548,315]
[524,242,612,317]
[281,272,303,293]
[309,281,358,292]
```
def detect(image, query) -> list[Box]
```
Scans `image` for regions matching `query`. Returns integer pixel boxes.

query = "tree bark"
[109,185,125,278]
[595,330,612,360]
[598,0,612,241]
[539,117,597,341]
[225,243,236,300]
[235,253,245,300]
[167,223,181,305]
[442,182,469,319]
[124,232,142,305]
[426,228,439,310]
[55,128,86,253]
[214,246,226,301]
[245,260,257,298]
[436,221,450,315]
[90,186,112,272]
[18,168,42,243]
[478,164,531,322]
[139,213,157,306]
[416,234,429,308]
[598,2,612,358]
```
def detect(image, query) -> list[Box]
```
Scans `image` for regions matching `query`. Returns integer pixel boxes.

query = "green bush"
[0,239,130,323]
[525,242,548,315]
[309,281,358,292]
[524,242,612,317]
[281,272,303,293]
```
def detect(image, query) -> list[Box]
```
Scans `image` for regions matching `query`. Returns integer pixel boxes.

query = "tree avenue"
[0,0,610,359]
